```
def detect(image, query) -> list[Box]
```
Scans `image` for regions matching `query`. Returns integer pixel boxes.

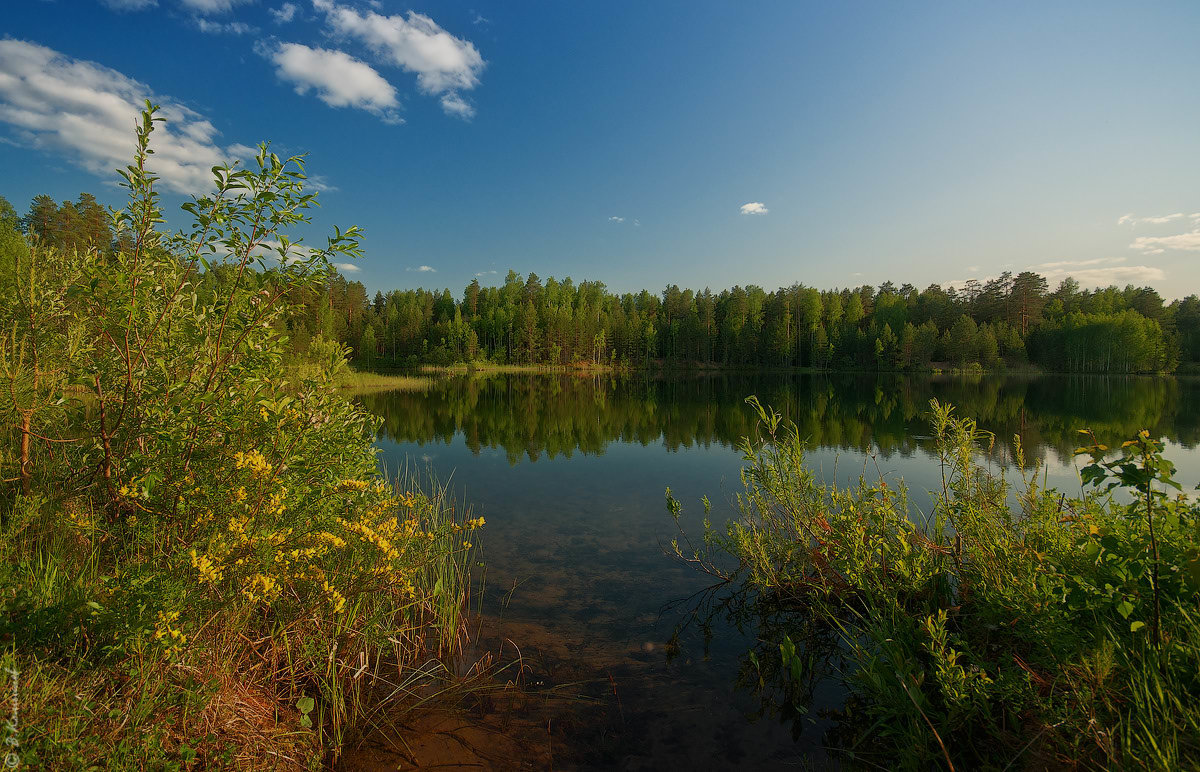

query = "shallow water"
[359,373,1200,769]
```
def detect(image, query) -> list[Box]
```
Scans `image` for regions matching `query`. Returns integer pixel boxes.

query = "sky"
[2,0,1199,298]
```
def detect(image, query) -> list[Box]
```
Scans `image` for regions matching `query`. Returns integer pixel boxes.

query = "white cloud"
[966,265,979,273]
[335,262,360,273]
[250,240,316,263]
[0,39,249,195]
[1115,211,1200,255]
[265,42,401,124]
[305,174,337,192]
[407,265,436,272]
[100,0,157,10]
[740,202,768,215]
[439,92,474,119]
[1131,229,1200,255]
[270,2,298,23]
[225,142,258,159]
[313,0,484,119]
[607,216,624,223]
[1036,257,1125,271]
[1118,212,1186,226]
[228,239,330,267]
[180,0,250,13]
[196,18,255,34]
[1031,257,1164,287]
[474,269,497,276]
[1051,266,1164,286]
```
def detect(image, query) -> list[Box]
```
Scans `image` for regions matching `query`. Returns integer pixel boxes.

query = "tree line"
[309,269,1198,374]
[5,192,1198,373]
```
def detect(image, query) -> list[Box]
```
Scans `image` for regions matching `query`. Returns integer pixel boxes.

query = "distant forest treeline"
[7,192,1200,373]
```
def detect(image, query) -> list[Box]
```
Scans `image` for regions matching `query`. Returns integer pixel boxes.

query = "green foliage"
[263,259,1195,373]
[1030,309,1174,373]
[1,103,479,767]
[10,176,1195,374]
[668,397,1200,769]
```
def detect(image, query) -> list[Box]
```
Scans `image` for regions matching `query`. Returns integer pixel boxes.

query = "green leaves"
[668,396,1200,768]
[0,99,495,772]
[1076,428,1181,497]
[1115,599,1135,620]
[779,634,804,686]
[296,695,315,728]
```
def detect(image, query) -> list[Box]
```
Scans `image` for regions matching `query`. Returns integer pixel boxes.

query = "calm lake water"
[361,373,1200,770]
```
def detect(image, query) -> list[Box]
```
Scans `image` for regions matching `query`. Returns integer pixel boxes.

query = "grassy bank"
[2,469,477,769]
[354,358,1186,381]
[669,398,1200,769]
[335,369,433,391]
[373,359,1059,378]
[417,361,626,375]
[0,108,480,768]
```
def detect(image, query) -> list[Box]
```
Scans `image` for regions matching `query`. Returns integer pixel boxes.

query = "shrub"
[0,104,479,768]
[668,397,1200,769]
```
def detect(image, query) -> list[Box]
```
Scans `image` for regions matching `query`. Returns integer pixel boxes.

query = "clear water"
[360,373,1200,769]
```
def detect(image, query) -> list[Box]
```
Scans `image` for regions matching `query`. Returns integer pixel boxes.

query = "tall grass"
[668,397,1200,769]
[0,466,480,768]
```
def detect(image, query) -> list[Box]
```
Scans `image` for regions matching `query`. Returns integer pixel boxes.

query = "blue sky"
[2,0,1199,297]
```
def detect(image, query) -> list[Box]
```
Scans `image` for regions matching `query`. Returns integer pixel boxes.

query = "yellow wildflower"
[322,580,347,614]
[154,610,187,657]
[189,548,224,584]
[234,449,272,476]
[242,573,281,604]
[314,531,347,548]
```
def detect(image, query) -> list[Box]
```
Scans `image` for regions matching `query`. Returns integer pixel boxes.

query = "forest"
[309,270,1197,374]
[5,192,1199,374]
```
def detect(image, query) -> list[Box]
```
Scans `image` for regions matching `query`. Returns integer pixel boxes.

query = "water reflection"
[362,373,1198,469]
[361,373,1199,769]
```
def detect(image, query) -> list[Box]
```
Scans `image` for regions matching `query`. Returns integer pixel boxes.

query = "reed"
[668,397,1200,768]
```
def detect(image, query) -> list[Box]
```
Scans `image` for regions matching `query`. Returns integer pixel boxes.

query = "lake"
[358,373,1200,769]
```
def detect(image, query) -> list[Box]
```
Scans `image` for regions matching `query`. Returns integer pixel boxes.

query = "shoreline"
[346,362,1184,380]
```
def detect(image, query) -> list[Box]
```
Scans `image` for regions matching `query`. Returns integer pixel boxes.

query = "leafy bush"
[0,104,480,768]
[668,397,1200,769]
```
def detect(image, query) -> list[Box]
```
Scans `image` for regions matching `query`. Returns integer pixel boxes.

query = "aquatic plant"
[668,397,1200,769]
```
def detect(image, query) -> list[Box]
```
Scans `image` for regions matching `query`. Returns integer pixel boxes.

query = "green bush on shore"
[669,397,1200,769]
[0,104,478,769]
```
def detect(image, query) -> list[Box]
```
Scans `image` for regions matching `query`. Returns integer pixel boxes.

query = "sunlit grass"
[0,104,486,769]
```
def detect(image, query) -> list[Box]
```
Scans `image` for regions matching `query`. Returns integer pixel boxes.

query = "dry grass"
[15,651,320,770]
[419,362,621,375]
